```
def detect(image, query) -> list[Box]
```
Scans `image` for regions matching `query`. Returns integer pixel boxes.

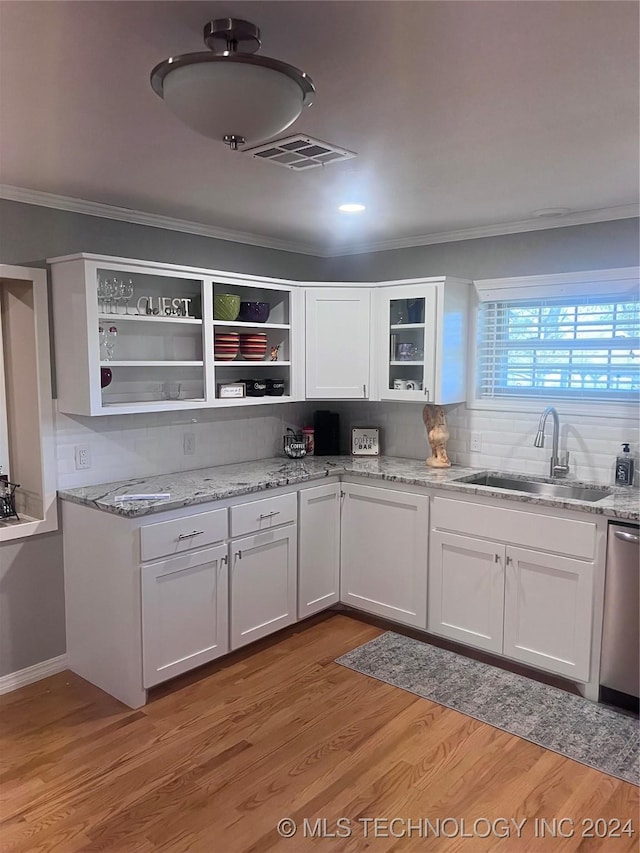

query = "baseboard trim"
[0,654,68,694]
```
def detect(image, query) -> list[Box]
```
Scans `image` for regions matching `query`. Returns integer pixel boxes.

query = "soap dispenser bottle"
[615,443,635,486]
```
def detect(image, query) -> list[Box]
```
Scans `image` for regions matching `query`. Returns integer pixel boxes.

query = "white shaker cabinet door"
[230,525,297,649]
[428,531,505,654]
[298,483,341,618]
[503,546,594,682]
[141,544,229,688]
[340,483,429,628]
[305,288,371,399]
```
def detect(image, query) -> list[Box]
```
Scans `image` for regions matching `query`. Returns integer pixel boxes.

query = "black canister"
[243,379,267,397]
[265,378,286,396]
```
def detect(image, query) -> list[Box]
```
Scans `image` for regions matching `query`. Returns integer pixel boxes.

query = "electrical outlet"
[469,433,482,452]
[74,445,91,470]
[183,432,195,455]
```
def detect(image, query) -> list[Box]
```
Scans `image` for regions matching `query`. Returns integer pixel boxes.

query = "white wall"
[331,401,640,486]
[56,402,314,489]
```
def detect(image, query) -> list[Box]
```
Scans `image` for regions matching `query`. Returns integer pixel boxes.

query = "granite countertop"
[57,456,640,522]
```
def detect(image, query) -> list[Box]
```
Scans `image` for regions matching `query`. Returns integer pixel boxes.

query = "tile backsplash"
[55,402,314,489]
[55,399,638,489]
[329,401,640,486]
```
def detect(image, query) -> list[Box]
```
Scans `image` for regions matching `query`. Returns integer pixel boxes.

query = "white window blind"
[477,293,640,402]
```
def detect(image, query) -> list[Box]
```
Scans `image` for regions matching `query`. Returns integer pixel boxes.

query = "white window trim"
[468,267,640,421]
[473,266,639,302]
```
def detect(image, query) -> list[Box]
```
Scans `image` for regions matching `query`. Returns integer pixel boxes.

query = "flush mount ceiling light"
[150,18,315,150]
[338,203,366,213]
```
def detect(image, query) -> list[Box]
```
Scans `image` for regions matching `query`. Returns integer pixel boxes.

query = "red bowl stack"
[214,332,239,361]
[239,332,268,361]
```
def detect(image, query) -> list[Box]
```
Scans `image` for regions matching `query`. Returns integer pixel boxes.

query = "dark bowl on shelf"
[238,301,270,323]
[100,367,112,388]
[265,378,285,396]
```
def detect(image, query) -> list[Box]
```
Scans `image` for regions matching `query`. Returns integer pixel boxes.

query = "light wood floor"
[1,614,637,852]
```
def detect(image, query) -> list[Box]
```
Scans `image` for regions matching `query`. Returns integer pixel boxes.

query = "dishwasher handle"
[614,529,640,545]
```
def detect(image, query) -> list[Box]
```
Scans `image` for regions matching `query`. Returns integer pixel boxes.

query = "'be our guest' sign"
[136,296,194,317]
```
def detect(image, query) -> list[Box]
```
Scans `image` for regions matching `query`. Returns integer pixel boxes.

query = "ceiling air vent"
[243,135,357,170]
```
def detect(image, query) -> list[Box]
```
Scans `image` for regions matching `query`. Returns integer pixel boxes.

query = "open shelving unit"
[211,277,293,405]
[49,254,302,415]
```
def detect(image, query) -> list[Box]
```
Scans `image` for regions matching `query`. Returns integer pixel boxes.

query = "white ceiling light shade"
[150,19,315,149]
[339,203,366,213]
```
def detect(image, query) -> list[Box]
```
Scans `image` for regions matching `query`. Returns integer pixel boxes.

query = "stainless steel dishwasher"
[600,522,639,713]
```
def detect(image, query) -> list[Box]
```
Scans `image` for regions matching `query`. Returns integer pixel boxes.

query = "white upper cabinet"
[49,255,470,414]
[305,288,371,399]
[375,277,470,404]
[48,254,302,415]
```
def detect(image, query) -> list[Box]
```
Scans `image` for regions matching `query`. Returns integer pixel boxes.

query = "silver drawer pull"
[614,529,640,544]
[259,511,281,520]
[177,530,204,540]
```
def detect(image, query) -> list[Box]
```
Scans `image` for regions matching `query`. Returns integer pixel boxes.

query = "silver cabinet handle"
[494,553,500,563]
[506,555,513,565]
[363,384,367,397]
[259,511,280,520]
[424,388,430,400]
[221,554,228,566]
[614,529,640,544]
[234,550,242,561]
[177,530,204,540]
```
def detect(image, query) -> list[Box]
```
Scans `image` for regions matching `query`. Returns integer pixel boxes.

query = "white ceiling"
[0,1,638,255]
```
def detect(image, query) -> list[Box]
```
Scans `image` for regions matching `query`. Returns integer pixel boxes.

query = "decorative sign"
[136,296,194,317]
[217,382,246,399]
[351,426,380,457]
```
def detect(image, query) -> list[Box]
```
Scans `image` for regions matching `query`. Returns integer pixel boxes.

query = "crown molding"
[1,184,637,259]
[0,184,321,257]
[321,205,640,257]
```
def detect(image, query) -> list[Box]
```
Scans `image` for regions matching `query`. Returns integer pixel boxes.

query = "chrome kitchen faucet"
[534,406,570,478]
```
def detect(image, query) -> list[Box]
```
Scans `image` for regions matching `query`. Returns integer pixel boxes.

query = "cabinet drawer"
[231,492,297,538]
[140,508,228,562]
[432,497,596,560]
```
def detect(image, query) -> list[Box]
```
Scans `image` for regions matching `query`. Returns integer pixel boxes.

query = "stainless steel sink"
[453,473,612,502]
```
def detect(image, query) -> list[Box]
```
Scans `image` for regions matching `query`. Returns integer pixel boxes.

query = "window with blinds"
[477,294,640,402]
